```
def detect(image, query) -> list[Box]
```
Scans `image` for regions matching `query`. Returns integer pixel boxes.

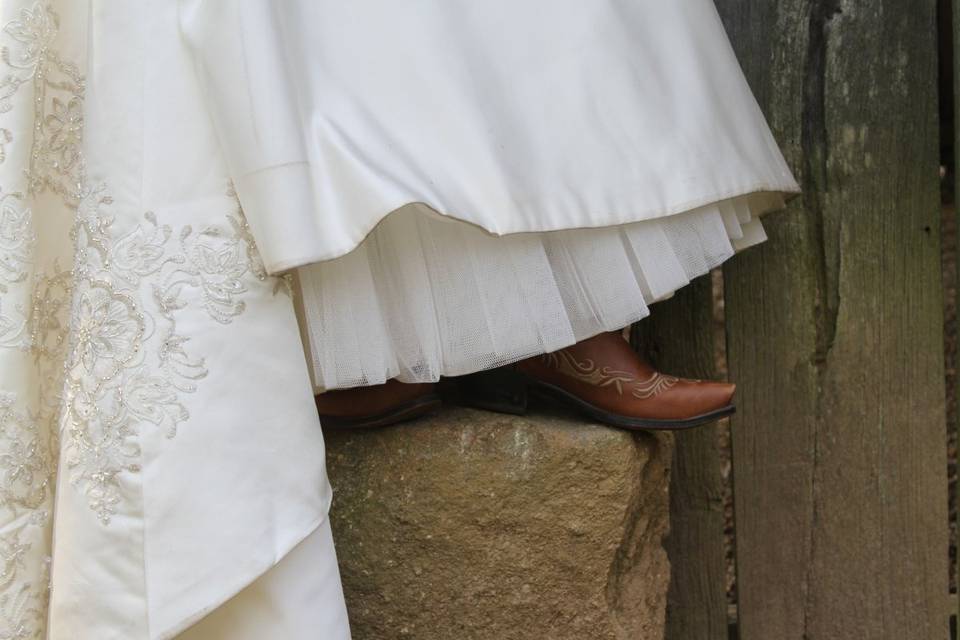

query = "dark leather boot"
[459,331,735,431]
[316,380,441,429]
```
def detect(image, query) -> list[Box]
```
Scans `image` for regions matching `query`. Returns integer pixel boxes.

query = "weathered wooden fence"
[641,1,952,638]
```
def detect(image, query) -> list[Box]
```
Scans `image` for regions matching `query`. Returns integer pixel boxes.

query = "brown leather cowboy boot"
[315,380,441,429]
[458,331,735,430]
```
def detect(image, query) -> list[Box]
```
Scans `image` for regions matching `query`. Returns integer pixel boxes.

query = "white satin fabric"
[181,0,798,393]
[0,1,345,638]
[180,0,798,274]
[178,520,351,640]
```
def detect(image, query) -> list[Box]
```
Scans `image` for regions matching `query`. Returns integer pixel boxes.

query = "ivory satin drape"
[0,2,344,638]
[180,0,797,272]
[180,0,798,392]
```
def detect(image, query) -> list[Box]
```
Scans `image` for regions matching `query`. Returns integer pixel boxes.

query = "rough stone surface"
[325,406,672,640]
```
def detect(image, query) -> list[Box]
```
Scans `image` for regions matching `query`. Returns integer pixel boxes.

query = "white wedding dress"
[0,1,797,638]
[182,0,796,392]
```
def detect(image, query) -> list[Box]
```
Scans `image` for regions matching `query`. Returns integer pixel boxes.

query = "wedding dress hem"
[156,514,328,639]
[298,189,790,392]
[237,160,798,274]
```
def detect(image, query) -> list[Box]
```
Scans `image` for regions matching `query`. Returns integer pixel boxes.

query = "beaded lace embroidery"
[0,3,276,635]
[65,191,268,523]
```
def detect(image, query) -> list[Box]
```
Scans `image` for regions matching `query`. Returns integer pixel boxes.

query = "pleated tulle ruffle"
[298,192,781,391]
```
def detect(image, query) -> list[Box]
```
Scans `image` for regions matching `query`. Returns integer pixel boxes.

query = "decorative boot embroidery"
[541,350,679,400]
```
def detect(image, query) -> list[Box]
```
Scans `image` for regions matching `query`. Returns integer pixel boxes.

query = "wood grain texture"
[953,0,960,628]
[636,277,729,640]
[946,0,960,624]
[717,1,949,638]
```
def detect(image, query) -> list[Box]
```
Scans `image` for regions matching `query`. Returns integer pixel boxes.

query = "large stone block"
[325,407,672,640]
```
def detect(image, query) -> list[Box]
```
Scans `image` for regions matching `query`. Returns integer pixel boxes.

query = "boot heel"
[454,366,530,415]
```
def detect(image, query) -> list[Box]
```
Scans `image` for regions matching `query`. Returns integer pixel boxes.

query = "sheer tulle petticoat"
[298,192,779,392]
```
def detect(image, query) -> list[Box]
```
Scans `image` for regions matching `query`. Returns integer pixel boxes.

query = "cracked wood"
[718,1,949,639]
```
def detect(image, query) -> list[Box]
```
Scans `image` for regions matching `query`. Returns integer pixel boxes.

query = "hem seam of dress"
[265,182,799,273]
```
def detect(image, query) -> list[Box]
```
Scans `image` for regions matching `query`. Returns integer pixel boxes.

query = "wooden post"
[636,276,729,640]
[719,1,949,639]
[952,0,960,629]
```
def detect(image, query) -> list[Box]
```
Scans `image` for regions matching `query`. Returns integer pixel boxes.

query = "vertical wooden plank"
[713,3,818,637]
[721,1,949,639]
[952,0,960,629]
[636,277,729,640]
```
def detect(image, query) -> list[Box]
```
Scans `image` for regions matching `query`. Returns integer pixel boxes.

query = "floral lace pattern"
[0,396,54,638]
[0,192,35,350]
[0,3,77,636]
[0,1,278,635]
[65,189,269,523]
[0,2,85,203]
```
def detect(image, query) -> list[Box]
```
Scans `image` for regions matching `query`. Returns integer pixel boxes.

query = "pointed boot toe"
[684,381,736,417]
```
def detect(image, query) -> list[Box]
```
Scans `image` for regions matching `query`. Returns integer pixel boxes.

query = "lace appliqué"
[0,0,271,526]
[1,2,85,203]
[0,191,35,349]
[0,3,78,637]
[65,191,270,523]
[0,4,277,637]
[0,394,54,640]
